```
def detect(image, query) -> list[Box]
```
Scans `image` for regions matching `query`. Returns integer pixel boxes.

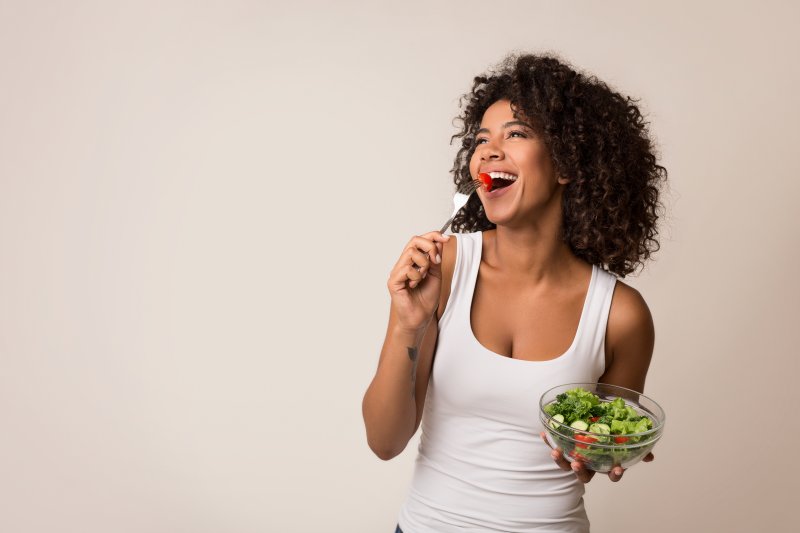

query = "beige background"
[1,1,798,531]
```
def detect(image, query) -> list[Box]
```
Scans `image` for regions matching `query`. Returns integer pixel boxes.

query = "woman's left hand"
[539,432,654,483]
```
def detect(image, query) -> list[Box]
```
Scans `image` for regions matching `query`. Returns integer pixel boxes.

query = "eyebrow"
[475,120,533,136]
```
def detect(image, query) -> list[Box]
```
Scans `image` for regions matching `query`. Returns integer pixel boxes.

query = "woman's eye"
[474,131,527,146]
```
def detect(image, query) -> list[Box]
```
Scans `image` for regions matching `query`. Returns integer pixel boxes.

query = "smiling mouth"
[481,171,518,191]
[492,177,516,189]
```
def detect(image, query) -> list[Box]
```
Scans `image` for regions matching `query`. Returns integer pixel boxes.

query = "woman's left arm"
[541,281,656,483]
[598,281,655,393]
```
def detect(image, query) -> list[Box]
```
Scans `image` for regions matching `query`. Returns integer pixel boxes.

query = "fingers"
[406,268,423,289]
[424,230,452,244]
[396,232,450,289]
[607,451,651,482]
[540,432,573,472]
[552,451,572,471]
[406,248,431,288]
[540,432,597,483]
[409,232,450,265]
[570,461,596,483]
[607,466,625,482]
[540,433,640,484]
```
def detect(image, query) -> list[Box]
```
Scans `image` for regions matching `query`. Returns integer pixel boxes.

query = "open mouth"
[479,171,518,192]
[492,177,516,190]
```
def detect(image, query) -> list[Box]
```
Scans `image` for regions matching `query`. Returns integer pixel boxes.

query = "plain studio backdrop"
[1,1,798,531]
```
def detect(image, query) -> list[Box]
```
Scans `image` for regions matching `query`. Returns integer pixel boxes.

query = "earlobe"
[557,176,571,185]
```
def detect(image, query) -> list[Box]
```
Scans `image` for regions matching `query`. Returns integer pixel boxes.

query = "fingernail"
[571,463,580,471]
[443,234,451,239]
[435,254,441,264]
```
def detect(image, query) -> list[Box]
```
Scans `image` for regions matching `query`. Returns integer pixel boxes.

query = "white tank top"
[397,231,618,533]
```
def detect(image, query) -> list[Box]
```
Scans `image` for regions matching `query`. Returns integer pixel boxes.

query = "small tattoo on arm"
[407,346,419,398]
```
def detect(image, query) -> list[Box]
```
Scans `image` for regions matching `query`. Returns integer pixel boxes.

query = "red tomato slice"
[589,417,600,422]
[478,173,493,191]
[613,436,629,444]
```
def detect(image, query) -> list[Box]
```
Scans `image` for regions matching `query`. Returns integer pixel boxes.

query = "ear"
[557,175,571,185]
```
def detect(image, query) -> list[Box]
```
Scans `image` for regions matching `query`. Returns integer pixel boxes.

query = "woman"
[362,52,666,532]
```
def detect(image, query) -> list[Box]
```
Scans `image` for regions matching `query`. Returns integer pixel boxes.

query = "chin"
[483,212,514,227]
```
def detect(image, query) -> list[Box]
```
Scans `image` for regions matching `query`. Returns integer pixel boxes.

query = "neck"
[487,227,575,281]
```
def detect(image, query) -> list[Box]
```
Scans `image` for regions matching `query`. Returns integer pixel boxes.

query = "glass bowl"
[539,382,665,473]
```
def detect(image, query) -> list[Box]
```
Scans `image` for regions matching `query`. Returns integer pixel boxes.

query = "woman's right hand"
[387,231,451,333]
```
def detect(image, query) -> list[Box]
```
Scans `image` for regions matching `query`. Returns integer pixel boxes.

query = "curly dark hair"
[449,52,667,277]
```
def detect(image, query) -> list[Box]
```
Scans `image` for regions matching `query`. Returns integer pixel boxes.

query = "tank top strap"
[571,265,618,368]
[439,232,481,330]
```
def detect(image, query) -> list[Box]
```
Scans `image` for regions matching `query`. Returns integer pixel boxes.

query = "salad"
[544,387,654,442]
[540,384,663,472]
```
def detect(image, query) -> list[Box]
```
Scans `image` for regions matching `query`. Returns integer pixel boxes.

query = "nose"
[478,139,503,161]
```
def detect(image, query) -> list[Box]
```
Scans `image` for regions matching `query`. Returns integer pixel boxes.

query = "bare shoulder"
[608,280,654,338]
[601,279,655,391]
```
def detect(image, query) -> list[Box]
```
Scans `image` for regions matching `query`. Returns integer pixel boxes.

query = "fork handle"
[439,215,456,234]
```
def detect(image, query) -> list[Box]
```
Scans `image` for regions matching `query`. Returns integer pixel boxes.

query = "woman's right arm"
[362,231,451,460]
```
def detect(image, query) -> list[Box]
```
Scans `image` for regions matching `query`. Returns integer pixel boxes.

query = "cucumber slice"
[589,423,611,435]
[549,414,565,429]
[570,420,589,431]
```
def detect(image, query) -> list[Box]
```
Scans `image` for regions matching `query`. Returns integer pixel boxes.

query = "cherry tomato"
[478,172,493,191]
[574,434,598,449]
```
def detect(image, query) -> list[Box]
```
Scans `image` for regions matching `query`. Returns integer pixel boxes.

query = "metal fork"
[439,178,482,234]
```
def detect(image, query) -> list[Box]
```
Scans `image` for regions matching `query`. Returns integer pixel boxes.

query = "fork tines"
[458,178,482,195]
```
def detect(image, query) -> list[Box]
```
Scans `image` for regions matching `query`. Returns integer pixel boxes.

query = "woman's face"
[469,99,568,227]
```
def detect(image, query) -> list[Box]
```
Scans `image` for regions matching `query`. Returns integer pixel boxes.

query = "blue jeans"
[395,525,403,533]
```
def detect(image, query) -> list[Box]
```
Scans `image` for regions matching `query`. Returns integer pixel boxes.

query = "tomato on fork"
[478,172,493,191]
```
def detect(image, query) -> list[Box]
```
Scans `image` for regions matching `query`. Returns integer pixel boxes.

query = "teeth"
[487,171,518,181]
